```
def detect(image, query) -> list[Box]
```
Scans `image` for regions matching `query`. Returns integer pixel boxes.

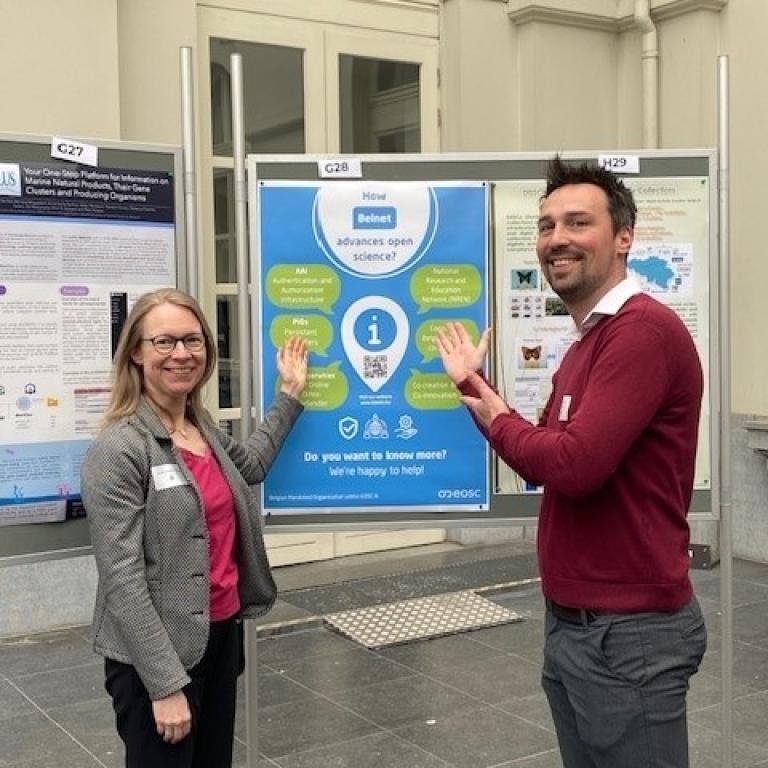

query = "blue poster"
[258,181,489,513]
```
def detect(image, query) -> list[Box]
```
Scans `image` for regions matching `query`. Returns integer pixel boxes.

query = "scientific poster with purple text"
[257,180,490,514]
[0,159,175,526]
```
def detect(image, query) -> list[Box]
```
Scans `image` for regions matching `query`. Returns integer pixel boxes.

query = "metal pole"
[179,47,198,298]
[230,52,259,768]
[231,53,252,439]
[717,54,733,768]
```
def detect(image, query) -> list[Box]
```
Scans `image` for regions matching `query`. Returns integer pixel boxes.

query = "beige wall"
[519,21,620,150]
[0,0,121,139]
[0,0,197,144]
[443,0,764,417]
[616,28,644,148]
[720,0,768,414]
[439,0,519,150]
[116,0,198,145]
[657,9,720,148]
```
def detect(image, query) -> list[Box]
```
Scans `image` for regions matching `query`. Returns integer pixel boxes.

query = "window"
[339,56,421,153]
[210,38,305,156]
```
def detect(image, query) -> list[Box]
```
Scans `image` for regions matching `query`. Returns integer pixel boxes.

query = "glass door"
[326,29,440,154]
[198,9,325,423]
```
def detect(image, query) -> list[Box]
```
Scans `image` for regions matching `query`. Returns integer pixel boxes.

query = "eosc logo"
[438,488,482,499]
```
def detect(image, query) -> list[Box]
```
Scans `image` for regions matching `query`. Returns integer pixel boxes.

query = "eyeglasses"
[142,334,206,355]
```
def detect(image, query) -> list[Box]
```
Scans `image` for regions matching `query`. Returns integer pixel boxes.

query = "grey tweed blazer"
[81,394,302,700]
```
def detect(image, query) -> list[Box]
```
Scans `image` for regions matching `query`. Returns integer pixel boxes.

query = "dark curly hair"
[544,155,637,234]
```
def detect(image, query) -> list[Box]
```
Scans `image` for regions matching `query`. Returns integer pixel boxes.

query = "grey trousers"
[542,597,706,768]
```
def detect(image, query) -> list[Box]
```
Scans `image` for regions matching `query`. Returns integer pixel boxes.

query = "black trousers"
[105,617,243,768]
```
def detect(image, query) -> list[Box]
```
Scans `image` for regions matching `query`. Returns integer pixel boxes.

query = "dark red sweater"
[472,293,702,612]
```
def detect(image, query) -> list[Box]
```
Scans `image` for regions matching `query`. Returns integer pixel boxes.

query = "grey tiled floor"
[1,541,767,767]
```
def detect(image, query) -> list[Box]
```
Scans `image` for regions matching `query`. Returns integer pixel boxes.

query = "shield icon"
[338,416,359,440]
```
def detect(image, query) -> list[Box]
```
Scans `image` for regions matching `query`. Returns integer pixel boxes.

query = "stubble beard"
[543,251,588,304]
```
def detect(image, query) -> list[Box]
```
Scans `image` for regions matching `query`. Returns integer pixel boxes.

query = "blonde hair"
[103,288,217,427]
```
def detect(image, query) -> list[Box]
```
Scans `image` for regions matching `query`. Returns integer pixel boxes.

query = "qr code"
[363,355,387,379]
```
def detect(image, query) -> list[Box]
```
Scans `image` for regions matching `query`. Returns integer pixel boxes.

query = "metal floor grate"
[324,590,523,649]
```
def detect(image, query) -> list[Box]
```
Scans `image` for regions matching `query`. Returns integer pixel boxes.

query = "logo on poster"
[0,163,22,196]
[338,416,359,440]
[438,488,482,499]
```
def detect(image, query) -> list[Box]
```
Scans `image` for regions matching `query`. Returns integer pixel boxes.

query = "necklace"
[146,398,192,440]
[168,422,190,439]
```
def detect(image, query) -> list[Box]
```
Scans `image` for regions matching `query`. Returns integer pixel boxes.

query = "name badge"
[558,395,572,422]
[151,464,189,490]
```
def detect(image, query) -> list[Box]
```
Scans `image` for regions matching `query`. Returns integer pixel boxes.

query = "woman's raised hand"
[277,336,309,398]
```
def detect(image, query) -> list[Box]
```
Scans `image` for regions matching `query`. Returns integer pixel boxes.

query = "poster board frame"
[0,132,185,564]
[249,150,719,531]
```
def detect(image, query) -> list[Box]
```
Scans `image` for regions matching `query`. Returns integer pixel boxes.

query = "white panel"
[334,529,445,557]
[265,532,335,566]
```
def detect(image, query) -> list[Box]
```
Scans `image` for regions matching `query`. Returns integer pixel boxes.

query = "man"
[437,156,706,768]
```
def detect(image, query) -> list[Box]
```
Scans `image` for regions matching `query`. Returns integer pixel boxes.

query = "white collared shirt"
[569,276,645,340]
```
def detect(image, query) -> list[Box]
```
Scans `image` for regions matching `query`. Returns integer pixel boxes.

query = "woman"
[81,288,307,768]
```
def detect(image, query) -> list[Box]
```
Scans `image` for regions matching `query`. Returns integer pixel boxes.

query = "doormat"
[324,590,523,649]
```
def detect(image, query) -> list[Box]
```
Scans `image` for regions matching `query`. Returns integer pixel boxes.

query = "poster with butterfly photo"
[492,174,711,496]
[516,339,548,370]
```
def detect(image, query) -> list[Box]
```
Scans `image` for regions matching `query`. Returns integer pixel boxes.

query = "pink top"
[180,446,241,621]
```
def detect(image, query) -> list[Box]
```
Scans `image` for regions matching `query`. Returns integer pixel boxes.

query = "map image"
[628,243,693,295]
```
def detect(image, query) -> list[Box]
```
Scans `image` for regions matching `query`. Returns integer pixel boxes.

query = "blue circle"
[353,308,397,351]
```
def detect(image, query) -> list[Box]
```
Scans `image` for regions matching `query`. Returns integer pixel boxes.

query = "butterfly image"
[521,345,542,361]
[516,270,535,286]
